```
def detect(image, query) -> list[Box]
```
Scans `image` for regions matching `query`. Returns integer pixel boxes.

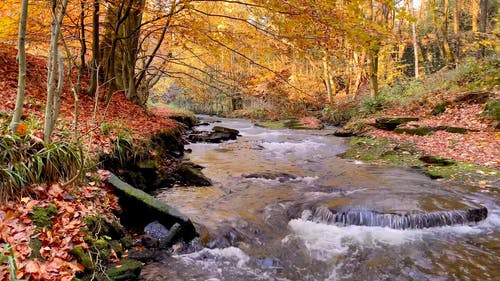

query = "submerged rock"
[243,172,297,182]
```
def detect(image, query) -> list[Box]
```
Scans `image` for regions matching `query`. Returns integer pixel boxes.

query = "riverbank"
[0,42,200,280]
[336,89,499,187]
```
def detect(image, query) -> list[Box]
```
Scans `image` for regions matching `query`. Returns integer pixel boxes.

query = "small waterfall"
[301,206,488,229]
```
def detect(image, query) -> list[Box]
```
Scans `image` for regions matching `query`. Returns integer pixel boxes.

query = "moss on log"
[107,173,198,240]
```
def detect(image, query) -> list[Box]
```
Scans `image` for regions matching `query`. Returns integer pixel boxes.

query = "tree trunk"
[322,55,333,103]
[10,0,29,133]
[368,51,379,98]
[479,0,488,56]
[442,0,454,63]
[88,0,99,95]
[472,0,479,32]
[44,0,68,143]
[410,0,419,79]
[453,0,460,34]
[453,0,461,62]
[352,51,365,100]
[366,0,379,98]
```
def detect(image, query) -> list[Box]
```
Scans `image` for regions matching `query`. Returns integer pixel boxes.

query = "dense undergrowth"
[0,127,83,202]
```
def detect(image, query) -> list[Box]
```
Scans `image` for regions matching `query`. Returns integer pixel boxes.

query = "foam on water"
[291,176,318,185]
[176,246,250,268]
[287,216,494,263]
[173,247,287,281]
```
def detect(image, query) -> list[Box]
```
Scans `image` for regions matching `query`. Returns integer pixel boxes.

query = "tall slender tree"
[10,0,29,133]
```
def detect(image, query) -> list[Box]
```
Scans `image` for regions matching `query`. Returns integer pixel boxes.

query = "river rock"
[107,173,198,240]
[187,129,238,143]
[372,117,419,131]
[243,172,297,182]
[127,248,157,262]
[106,259,143,281]
[394,126,433,136]
[332,129,356,137]
[213,126,240,136]
[454,91,492,104]
[419,155,455,166]
[168,114,197,128]
[144,221,170,240]
[175,162,212,186]
[434,125,478,134]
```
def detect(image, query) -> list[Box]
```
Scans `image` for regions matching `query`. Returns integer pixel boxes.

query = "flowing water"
[145,116,499,281]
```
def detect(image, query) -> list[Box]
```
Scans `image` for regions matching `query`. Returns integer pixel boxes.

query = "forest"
[0,0,498,280]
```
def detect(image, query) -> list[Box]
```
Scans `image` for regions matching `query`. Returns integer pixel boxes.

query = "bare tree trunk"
[479,0,488,56]
[453,0,460,34]
[322,55,333,103]
[472,0,479,32]
[453,0,461,62]
[410,0,419,79]
[367,51,379,98]
[44,0,68,143]
[367,0,379,98]
[352,51,365,100]
[76,0,86,94]
[442,0,454,63]
[10,0,29,133]
[88,0,99,95]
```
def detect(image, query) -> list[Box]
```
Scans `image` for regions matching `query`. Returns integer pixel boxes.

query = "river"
[143,116,499,281]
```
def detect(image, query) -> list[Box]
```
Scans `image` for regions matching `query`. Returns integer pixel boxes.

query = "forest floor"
[0,43,184,280]
[358,91,499,168]
[339,62,499,187]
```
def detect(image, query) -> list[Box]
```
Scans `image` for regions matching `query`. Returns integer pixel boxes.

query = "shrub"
[360,95,387,114]
[0,131,83,201]
[482,99,500,128]
[322,104,359,126]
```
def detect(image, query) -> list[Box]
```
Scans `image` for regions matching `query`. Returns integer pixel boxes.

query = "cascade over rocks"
[300,205,488,229]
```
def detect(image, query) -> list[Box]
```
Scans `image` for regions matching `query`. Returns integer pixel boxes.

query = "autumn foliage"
[0,181,119,280]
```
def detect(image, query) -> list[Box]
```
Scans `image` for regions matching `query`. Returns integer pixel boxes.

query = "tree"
[9,0,29,133]
[44,0,68,143]
[88,0,99,95]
